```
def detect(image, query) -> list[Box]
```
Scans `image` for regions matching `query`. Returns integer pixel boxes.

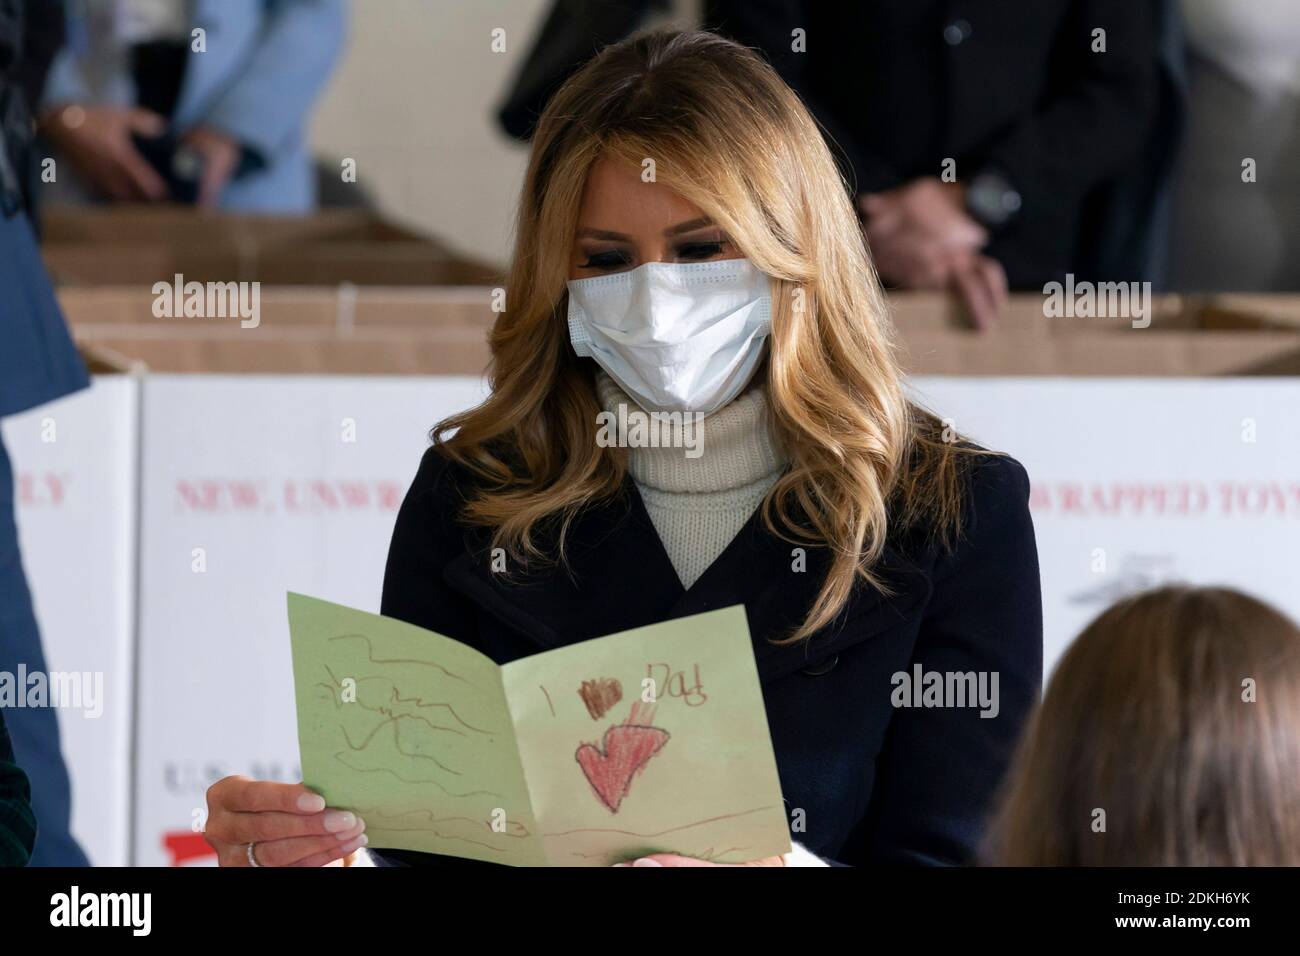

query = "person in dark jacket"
[498,0,1166,326]
[0,0,91,867]
[202,31,1043,868]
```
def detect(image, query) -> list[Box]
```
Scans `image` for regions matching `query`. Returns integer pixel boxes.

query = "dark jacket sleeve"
[371,445,512,867]
[379,445,479,643]
[701,0,896,194]
[0,706,37,867]
[841,454,1043,865]
[16,0,63,118]
[976,0,1159,223]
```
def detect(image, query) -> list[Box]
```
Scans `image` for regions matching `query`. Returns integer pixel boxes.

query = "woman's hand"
[204,775,367,867]
[614,853,785,867]
[180,125,242,208]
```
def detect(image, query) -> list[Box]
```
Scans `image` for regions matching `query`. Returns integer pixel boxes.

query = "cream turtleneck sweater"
[597,370,830,867]
[594,370,787,589]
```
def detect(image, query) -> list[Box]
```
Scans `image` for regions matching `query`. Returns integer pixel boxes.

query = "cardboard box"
[63,288,1300,377]
[42,206,504,287]
[1196,295,1300,331]
[61,285,495,330]
[73,328,493,376]
[888,292,1300,375]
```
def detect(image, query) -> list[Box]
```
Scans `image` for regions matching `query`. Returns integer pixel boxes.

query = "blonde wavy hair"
[435,29,983,644]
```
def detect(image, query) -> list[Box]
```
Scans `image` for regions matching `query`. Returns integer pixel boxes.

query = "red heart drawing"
[575,705,670,813]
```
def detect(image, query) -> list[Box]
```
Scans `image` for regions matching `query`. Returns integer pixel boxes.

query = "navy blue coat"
[0,0,91,869]
[0,211,87,417]
[1,0,86,416]
[373,446,1043,866]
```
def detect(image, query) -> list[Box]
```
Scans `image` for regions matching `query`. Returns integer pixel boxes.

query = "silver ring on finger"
[246,842,262,867]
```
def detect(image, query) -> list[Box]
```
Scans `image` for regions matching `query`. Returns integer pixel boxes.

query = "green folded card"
[287,593,791,866]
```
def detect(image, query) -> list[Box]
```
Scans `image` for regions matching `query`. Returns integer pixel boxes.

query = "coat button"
[801,654,839,676]
[944,19,972,46]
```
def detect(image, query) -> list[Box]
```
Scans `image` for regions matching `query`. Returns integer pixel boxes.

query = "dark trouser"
[0,431,89,866]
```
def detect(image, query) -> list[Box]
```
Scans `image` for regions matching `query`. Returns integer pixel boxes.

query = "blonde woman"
[204,29,1042,868]
[986,586,1300,866]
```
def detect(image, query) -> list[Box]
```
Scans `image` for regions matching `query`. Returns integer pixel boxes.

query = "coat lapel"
[442,477,933,684]
[664,492,933,682]
[442,480,684,649]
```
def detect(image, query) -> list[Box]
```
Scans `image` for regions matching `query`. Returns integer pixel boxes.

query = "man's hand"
[865,226,973,290]
[950,253,1009,331]
[861,178,985,257]
[860,178,1006,329]
[40,105,169,202]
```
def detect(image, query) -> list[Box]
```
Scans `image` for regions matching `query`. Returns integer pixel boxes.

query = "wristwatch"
[965,168,1022,229]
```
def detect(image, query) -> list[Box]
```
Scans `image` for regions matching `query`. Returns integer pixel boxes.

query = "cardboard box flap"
[42,207,503,286]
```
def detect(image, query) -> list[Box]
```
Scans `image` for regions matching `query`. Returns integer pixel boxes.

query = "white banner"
[911,378,1300,674]
[5,377,138,867]
[131,374,487,865]
[13,373,1300,865]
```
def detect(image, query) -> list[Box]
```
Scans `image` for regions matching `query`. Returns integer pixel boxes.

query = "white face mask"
[566,258,773,415]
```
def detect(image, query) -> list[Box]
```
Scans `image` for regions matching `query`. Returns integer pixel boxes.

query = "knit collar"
[594,370,787,494]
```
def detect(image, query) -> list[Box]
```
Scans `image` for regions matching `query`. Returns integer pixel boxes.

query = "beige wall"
[310,0,696,271]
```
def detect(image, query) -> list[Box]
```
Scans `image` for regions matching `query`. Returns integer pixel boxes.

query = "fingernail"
[632,858,662,867]
[339,834,368,855]
[323,810,357,833]
[336,819,367,841]
[297,792,326,813]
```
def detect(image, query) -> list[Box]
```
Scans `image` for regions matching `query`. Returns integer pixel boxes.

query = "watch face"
[970,172,1021,227]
